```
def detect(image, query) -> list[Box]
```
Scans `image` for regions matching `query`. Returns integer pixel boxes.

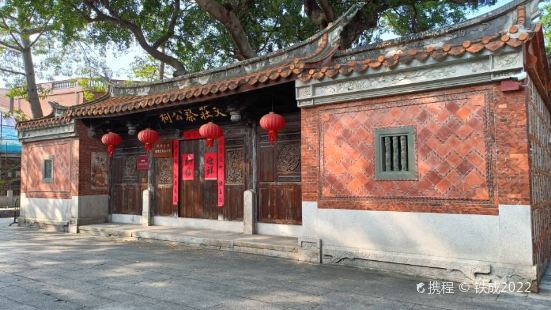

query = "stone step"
[78,224,299,261]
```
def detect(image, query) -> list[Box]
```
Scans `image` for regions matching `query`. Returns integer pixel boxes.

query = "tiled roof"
[298,27,532,82]
[66,60,307,119]
[16,2,541,131]
[16,116,72,130]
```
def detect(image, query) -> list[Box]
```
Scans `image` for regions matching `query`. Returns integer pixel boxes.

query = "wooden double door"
[178,129,246,221]
[111,116,302,225]
[177,119,301,225]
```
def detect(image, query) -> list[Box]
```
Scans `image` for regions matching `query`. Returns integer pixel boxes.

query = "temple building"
[15,0,551,289]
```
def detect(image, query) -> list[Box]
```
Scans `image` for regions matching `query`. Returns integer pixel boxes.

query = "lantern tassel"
[206,138,214,148]
[107,145,115,157]
[268,130,277,144]
[145,143,152,152]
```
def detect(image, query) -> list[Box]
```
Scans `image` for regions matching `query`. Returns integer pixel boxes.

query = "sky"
[0,0,521,88]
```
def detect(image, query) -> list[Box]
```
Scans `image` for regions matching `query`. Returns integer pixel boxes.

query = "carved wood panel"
[226,148,244,185]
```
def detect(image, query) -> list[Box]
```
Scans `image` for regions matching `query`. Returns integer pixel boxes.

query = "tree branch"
[27,17,55,48]
[0,38,22,51]
[80,0,187,75]
[0,67,26,76]
[304,0,331,28]
[152,0,180,50]
[196,0,256,60]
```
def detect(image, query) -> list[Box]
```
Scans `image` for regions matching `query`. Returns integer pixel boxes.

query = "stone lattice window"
[375,126,416,180]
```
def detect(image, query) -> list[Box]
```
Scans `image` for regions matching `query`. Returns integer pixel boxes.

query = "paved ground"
[1,219,551,309]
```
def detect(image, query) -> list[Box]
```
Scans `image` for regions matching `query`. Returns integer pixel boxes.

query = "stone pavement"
[1,219,551,310]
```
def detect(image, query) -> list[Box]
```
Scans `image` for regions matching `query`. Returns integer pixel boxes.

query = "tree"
[68,1,495,78]
[130,55,174,81]
[0,0,84,119]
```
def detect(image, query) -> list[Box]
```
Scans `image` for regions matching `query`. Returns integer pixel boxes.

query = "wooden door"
[257,115,301,224]
[223,133,247,221]
[154,157,174,216]
[179,139,219,219]
[111,154,146,215]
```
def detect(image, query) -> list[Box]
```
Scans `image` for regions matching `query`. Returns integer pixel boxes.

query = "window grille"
[375,126,416,180]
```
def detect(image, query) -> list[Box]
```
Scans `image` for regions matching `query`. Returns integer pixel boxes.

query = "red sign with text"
[136,155,148,170]
[182,153,194,180]
[204,152,217,180]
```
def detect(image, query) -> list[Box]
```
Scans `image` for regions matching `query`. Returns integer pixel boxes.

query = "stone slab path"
[1,218,551,309]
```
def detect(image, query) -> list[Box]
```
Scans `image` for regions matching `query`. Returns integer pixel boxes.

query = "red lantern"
[101,132,122,157]
[260,112,285,144]
[137,128,160,152]
[199,122,223,148]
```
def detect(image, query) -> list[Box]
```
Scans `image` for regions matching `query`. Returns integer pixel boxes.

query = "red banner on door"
[172,140,179,206]
[182,153,194,180]
[136,155,148,170]
[204,152,217,180]
[217,136,225,207]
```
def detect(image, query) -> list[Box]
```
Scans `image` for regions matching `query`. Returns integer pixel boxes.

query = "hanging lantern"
[137,128,160,152]
[199,122,223,148]
[101,132,122,157]
[260,112,285,144]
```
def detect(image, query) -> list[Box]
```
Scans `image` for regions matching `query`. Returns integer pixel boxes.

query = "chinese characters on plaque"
[159,105,227,124]
[204,152,217,180]
[153,140,172,158]
[182,153,194,180]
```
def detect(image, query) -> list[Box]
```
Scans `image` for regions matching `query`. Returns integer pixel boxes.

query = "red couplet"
[172,140,179,206]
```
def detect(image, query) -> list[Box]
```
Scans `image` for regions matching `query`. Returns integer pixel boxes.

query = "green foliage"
[6,84,50,99]
[76,77,108,102]
[68,0,494,75]
[382,1,475,36]
[2,108,27,121]
[130,55,174,81]
[541,1,551,54]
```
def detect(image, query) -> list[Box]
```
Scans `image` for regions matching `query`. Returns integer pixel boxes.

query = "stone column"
[142,152,155,226]
[142,190,152,226]
[243,190,256,234]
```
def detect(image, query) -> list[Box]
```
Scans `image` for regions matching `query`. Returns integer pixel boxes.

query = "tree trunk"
[21,36,43,119]
[159,46,165,80]
[196,0,256,60]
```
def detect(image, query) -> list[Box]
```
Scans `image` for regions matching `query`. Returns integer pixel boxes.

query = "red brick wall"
[527,78,551,280]
[301,83,530,215]
[21,138,78,199]
[75,121,108,196]
[21,120,108,199]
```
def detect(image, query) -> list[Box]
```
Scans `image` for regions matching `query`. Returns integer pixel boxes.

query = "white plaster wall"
[256,223,302,238]
[20,193,74,224]
[302,202,533,265]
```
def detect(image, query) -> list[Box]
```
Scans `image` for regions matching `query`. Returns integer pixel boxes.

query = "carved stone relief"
[91,152,108,189]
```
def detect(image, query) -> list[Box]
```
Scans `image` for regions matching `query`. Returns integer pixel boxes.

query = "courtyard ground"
[1,218,550,310]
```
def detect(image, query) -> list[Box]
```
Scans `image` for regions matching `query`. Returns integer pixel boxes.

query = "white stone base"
[19,193,108,231]
[301,201,537,284]
[256,223,302,238]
